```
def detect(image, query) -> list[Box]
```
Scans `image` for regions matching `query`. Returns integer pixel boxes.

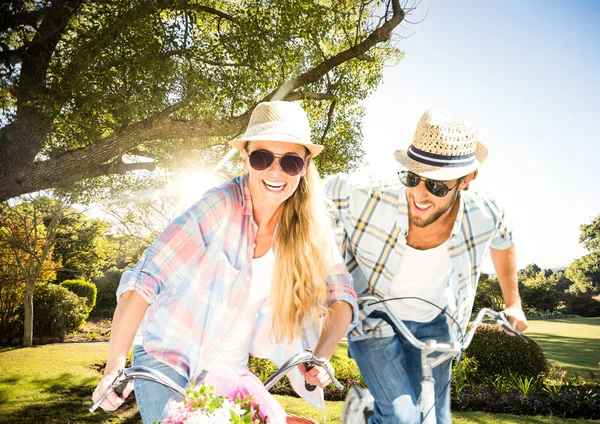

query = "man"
[326,109,528,424]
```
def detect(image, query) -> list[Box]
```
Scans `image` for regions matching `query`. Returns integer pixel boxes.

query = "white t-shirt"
[211,249,274,373]
[385,242,452,323]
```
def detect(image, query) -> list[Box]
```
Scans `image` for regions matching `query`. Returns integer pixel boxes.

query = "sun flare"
[174,170,224,206]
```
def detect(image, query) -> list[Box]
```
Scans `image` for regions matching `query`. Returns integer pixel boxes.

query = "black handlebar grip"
[113,380,128,397]
[303,363,317,392]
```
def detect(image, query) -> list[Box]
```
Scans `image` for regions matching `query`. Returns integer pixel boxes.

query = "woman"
[91,101,358,423]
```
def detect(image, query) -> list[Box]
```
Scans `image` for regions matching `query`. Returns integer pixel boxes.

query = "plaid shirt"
[117,174,357,408]
[325,173,513,341]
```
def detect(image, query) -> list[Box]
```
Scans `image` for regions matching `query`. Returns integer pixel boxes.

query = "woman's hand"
[91,371,134,412]
[298,358,335,389]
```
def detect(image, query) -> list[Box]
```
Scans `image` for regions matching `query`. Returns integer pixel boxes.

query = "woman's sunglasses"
[248,149,306,176]
[399,170,461,197]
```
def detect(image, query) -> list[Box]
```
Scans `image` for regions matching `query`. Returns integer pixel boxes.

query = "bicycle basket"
[286,414,317,424]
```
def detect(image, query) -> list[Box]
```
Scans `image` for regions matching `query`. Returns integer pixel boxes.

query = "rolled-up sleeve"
[116,190,231,304]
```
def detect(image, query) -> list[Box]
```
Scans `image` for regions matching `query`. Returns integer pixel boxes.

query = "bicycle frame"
[90,349,343,414]
[345,295,521,424]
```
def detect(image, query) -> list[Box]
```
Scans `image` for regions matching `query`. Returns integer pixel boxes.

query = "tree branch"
[320,99,338,145]
[0,6,48,32]
[0,46,25,65]
[285,92,337,102]
[184,5,237,23]
[262,0,404,101]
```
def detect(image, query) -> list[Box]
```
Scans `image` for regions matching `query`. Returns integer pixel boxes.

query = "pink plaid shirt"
[117,174,357,408]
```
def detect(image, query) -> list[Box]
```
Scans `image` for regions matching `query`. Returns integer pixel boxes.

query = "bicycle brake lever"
[89,369,127,413]
[303,362,317,392]
[114,379,128,396]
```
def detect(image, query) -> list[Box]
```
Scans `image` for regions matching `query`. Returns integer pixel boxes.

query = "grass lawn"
[0,343,138,423]
[526,316,600,377]
[1,342,599,423]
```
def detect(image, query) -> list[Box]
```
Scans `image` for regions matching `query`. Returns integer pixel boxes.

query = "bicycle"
[90,349,343,424]
[341,295,524,424]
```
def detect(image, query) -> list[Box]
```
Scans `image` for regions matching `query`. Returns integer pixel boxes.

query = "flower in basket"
[160,382,268,424]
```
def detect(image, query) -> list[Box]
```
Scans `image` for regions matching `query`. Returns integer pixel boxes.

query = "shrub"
[463,323,547,381]
[247,353,365,401]
[248,356,279,383]
[452,356,479,399]
[562,290,600,317]
[0,279,24,342]
[32,283,89,339]
[524,308,564,319]
[60,279,97,312]
[92,267,122,317]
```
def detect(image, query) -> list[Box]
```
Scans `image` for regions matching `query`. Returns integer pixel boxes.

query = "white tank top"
[385,242,451,322]
[211,249,274,373]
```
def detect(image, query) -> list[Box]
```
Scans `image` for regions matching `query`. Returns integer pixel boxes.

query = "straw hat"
[229,101,324,157]
[394,108,488,180]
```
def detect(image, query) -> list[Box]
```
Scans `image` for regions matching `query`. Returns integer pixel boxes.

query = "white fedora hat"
[394,108,488,180]
[229,101,324,157]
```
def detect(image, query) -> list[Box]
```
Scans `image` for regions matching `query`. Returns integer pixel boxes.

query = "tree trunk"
[22,280,35,347]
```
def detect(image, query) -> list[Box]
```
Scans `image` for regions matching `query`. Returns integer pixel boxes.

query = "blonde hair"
[271,160,331,343]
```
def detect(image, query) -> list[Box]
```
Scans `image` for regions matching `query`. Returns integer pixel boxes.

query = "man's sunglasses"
[248,149,306,176]
[399,170,461,197]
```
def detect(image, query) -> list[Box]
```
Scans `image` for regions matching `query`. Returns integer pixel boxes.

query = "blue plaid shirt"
[325,173,514,340]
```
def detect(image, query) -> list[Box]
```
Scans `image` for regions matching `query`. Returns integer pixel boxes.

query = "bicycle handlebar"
[359,295,524,355]
[89,366,186,412]
[90,350,342,413]
[263,350,343,391]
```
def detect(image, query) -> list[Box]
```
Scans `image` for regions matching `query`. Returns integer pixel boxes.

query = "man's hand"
[91,372,134,412]
[503,304,528,334]
[298,359,334,389]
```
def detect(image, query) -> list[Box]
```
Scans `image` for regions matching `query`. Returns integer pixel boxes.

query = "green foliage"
[248,356,280,384]
[0,268,24,341]
[452,356,479,399]
[464,323,548,381]
[564,215,600,296]
[60,279,97,313]
[579,215,600,252]
[31,284,89,339]
[542,382,562,401]
[329,356,363,386]
[505,372,538,399]
[566,252,600,294]
[562,284,600,317]
[473,273,504,312]
[52,212,116,282]
[2,0,405,201]
[488,374,511,396]
[92,267,123,317]
[520,272,561,311]
[518,263,542,282]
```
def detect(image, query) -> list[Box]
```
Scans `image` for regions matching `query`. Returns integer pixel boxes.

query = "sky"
[359,0,600,272]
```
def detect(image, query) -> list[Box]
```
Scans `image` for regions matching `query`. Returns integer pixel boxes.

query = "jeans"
[348,312,452,424]
[132,345,189,423]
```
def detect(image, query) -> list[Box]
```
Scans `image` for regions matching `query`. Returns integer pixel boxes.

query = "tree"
[579,215,600,252]
[0,0,410,201]
[0,242,25,340]
[566,252,600,294]
[520,272,560,311]
[517,263,541,283]
[565,215,600,294]
[52,211,116,282]
[0,197,68,346]
[473,273,504,312]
